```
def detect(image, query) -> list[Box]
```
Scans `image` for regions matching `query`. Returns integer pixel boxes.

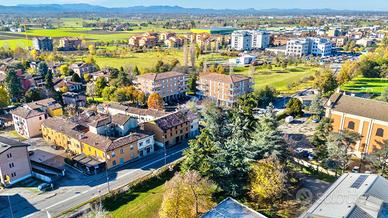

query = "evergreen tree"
[37,61,48,77]
[309,92,324,117]
[311,117,333,160]
[5,68,22,101]
[45,70,54,90]
[133,65,140,76]
[251,104,286,159]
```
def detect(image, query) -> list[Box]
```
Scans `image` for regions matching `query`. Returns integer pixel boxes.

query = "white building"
[286,37,333,57]
[229,54,257,65]
[231,31,252,51]
[231,30,270,51]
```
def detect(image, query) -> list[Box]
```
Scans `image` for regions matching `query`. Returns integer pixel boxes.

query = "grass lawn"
[341,77,388,94]
[109,184,165,218]
[240,65,319,93]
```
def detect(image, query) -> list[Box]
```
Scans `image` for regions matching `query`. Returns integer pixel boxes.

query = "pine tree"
[251,104,286,159]
[5,68,22,100]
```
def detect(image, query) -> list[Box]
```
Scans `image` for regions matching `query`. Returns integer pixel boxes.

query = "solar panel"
[351,175,368,189]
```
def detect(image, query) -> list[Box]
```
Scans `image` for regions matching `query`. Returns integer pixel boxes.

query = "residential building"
[203,197,267,218]
[229,54,257,66]
[59,37,82,50]
[286,37,333,57]
[325,93,388,156]
[134,71,187,102]
[24,98,63,117]
[128,36,142,47]
[0,137,32,187]
[11,107,46,138]
[197,73,253,107]
[88,114,138,137]
[327,28,341,37]
[336,37,348,47]
[356,38,376,47]
[70,62,96,77]
[159,32,176,41]
[100,103,169,123]
[142,111,191,148]
[271,35,289,46]
[10,98,63,138]
[32,37,53,51]
[62,92,87,107]
[301,173,388,218]
[164,37,183,48]
[231,30,270,51]
[251,31,270,49]
[139,36,158,48]
[54,78,83,93]
[42,117,154,170]
[231,31,252,51]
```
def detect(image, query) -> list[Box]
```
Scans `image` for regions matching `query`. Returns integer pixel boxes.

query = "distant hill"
[0,4,386,15]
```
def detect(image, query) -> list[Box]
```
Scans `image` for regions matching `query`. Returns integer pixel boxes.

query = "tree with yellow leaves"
[249,156,285,202]
[336,60,359,85]
[147,92,164,110]
[159,171,216,218]
[30,49,39,60]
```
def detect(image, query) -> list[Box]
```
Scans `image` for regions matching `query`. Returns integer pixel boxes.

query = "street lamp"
[164,145,167,166]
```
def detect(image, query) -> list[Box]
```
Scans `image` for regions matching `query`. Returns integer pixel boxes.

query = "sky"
[1,0,388,11]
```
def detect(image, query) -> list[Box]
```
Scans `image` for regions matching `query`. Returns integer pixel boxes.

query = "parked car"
[352,166,360,173]
[38,183,53,192]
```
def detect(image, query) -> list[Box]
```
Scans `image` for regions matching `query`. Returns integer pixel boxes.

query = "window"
[347,121,355,130]
[139,142,143,147]
[7,153,12,158]
[11,172,16,177]
[112,160,117,166]
[120,148,124,154]
[130,145,134,150]
[9,163,14,168]
[376,128,384,137]
[111,152,116,157]
[146,139,150,144]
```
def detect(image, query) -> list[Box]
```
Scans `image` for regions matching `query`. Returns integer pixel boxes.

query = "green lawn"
[240,65,319,93]
[341,77,388,94]
[109,184,164,218]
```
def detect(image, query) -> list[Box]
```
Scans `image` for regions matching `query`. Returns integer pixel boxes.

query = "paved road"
[0,144,187,218]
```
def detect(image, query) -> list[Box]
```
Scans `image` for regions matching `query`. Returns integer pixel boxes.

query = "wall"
[0,146,32,186]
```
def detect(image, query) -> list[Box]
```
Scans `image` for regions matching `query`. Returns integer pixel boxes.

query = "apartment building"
[197,73,253,107]
[231,31,252,51]
[325,93,388,157]
[59,37,82,51]
[62,92,87,107]
[32,37,53,51]
[286,37,333,57]
[142,111,191,148]
[134,71,187,102]
[70,62,96,77]
[139,36,158,48]
[11,107,46,138]
[0,136,32,187]
[159,32,176,41]
[128,36,142,47]
[11,98,63,138]
[231,30,270,51]
[42,117,154,169]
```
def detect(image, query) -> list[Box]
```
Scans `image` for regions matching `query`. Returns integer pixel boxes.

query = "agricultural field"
[239,65,319,93]
[341,77,388,94]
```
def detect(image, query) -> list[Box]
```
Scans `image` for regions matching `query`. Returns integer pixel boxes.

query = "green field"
[341,77,388,93]
[239,65,319,93]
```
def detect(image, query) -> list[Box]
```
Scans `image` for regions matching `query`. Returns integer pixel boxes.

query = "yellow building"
[25,98,63,117]
[42,117,155,169]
